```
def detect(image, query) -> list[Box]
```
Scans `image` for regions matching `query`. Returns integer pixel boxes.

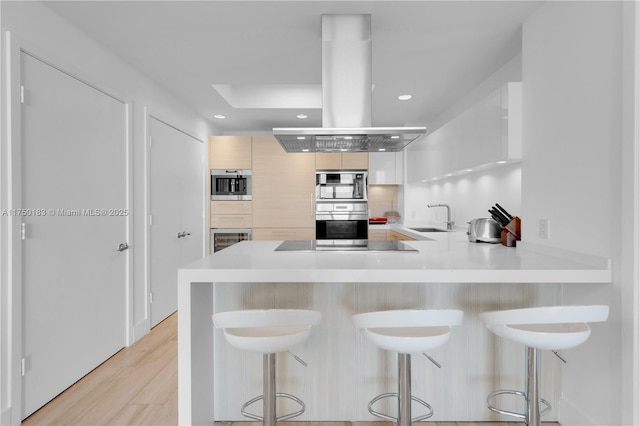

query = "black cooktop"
[274,239,419,253]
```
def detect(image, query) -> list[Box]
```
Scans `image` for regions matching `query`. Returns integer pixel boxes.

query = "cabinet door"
[211,200,252,215]
[316,152,369,170]
[341,152,369,169]
[368,152,402,184]
[368,229,388,240]
[316,152,342,169]
[210,214,252,228]
[388,230,416,241]
[252,228,315,241]
[252,136,315,228]
[209,136,252,169]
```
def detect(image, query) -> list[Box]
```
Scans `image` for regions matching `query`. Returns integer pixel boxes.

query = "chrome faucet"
[427,203,455,230]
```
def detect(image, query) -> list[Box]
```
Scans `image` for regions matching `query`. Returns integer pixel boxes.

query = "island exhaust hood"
[273,15,426,153]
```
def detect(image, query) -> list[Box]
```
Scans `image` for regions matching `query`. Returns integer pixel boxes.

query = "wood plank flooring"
[22,313,178,425]
[22,312,555,425]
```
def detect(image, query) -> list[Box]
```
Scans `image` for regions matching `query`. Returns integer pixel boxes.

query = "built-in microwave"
[316,171,367,201]
[211,169,252,200]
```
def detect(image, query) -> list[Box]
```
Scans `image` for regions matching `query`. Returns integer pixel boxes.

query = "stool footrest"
[368,392,434,422]
[487,389,552,420]
[241,392,306,422]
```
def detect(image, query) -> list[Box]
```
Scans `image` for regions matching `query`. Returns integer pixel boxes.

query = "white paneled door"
[149,117,203,327]
[20,53,129,418]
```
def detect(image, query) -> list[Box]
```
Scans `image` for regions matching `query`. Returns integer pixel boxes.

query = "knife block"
[501,216,521,247]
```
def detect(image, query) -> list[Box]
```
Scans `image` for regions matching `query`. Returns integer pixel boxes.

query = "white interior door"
[21,52,128,418]
[149,117,203,327]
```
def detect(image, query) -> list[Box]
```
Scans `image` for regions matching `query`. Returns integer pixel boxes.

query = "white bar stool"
[479,305,609,426]
[212,309,322,426]
[352,309,464,426]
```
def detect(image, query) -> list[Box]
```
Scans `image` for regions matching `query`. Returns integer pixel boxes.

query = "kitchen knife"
[489,214,505,227]
[488,208,509,226]
[495,203,513,220]
[488,209,507,227]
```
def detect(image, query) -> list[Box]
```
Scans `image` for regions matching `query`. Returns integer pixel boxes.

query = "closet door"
[21,52,128,418]
[149,117,204,327]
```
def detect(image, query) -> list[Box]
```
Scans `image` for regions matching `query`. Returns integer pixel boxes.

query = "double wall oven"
[315,171,368,241]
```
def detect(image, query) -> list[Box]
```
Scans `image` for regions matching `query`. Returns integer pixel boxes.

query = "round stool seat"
[479,305,609,350]
[213,309,322,353]
[353,309,464,353]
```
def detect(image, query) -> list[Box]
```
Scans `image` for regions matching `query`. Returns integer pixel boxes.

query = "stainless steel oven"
[211,169,252,200]
[210,228,252,253]
[316,202,368,240]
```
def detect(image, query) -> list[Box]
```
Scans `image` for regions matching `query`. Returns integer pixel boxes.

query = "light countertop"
[180,228,611,283]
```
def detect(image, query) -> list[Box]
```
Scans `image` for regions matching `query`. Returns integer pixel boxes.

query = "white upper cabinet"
[368,152,403,184]
[407,82,522,183]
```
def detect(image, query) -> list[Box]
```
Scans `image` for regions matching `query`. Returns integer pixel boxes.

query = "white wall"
[521,2,627,424]
[404,54,522,229]
[0,2,217,423]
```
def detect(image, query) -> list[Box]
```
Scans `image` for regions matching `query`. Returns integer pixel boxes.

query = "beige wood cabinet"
[210,201,253,228]
[208,136,252,169]
[316,152,368,170]
[388,230,416,241]
[368,229,388,241]
[252,135,316,237]
[252,228,315,241]
[211,200,252,215]
[210,214,252,228]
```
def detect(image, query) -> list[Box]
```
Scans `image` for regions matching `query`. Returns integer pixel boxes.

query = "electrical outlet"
[538,219,550,239]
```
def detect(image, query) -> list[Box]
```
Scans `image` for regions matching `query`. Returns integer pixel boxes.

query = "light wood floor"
[22,312,553,425]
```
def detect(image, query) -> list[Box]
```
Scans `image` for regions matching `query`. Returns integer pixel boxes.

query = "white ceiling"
[44,1,542,134]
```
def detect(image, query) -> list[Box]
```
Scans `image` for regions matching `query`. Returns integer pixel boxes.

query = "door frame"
[3,33,134,424]
[142,110,206,336]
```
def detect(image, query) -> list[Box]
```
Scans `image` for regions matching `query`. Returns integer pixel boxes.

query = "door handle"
[117,242,129,252]
[177,231,192,239]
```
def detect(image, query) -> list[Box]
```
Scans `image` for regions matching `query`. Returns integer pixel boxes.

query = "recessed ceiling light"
[297,136,306,140]
[340,149,348,152]
[398,94,413,101]
[378,148,386,152]
[213,114,226,119]
[344,136,353,140]
[297,114,308,119]
[302,149,310,152]
[391,135,400,139]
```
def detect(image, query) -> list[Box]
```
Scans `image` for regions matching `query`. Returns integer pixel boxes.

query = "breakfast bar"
[177,232,611,425]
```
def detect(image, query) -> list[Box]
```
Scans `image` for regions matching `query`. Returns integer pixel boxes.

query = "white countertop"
[180,228,611,283]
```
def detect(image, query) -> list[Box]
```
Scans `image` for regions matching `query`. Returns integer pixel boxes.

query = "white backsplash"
[404,163,521,229]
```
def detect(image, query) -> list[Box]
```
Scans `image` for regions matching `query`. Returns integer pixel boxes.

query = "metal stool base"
[368,392,434,422]
[487,389,552,420]
[487,347,552,426]
[241,392,306,422]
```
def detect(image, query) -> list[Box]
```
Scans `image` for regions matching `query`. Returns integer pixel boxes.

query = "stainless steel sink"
[409,227,448,232]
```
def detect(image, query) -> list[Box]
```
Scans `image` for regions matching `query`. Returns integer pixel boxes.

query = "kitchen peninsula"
[178,231,611,424]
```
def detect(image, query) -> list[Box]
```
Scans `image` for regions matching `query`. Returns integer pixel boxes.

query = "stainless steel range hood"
[273,15,426,153]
